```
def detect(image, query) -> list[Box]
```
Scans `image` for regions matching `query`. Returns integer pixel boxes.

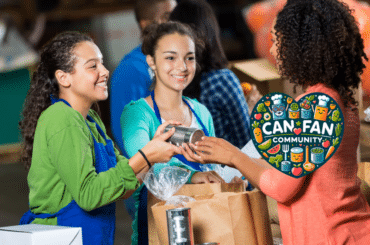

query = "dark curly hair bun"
[275,0,367,107]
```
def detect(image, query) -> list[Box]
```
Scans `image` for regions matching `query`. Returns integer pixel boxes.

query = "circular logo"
[250,92,344,178]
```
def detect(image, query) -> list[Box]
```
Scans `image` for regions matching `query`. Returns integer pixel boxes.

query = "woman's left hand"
[190,171,225,184]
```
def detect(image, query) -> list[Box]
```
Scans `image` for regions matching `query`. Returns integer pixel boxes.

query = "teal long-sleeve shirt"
[120,97,215,245]
[28,102,139,225]
[121,97,216,179]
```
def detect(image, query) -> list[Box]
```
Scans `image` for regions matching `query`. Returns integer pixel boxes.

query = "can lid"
[189,129,205,144]
[167,207,191,212]
[291,147,303,153]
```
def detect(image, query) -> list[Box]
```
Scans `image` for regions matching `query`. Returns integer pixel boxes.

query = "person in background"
[186,0,370,244]
[121,21,225,245]
[110,0,177,155]
[110,0,177,220]
[18,31,182,245]
[170,0,251,149]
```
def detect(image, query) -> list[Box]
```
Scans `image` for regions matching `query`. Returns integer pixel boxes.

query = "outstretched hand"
[141,120,182,164]
[181,137,241,168]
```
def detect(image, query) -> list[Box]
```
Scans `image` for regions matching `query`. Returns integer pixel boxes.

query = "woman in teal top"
[120,21,225,245]
[18,31,182,245]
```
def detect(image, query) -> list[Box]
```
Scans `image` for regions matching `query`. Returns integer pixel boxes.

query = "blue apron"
[20,98,117,245]
[137,91,209,244]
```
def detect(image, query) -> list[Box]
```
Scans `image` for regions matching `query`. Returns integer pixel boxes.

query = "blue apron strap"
[86,115,109,142]
[150,91,206,171]
[19,210,57,225]
[150,91,209,136]
[136,91,207,244]
[85,115,117,173]
[50,94,72,107]
[19,200,78,225]
[181,99,209,137]
[150,91,162,124]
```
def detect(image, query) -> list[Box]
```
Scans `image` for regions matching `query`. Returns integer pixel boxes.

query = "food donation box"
[0,224,82,245]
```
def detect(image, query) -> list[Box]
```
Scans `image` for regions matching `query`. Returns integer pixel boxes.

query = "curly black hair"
[19,31,93,171]
[274,0,367,108]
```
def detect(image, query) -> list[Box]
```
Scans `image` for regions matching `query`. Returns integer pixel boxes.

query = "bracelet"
[138,149,151,168]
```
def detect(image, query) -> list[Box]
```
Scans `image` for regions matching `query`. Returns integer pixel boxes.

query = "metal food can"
[166,207,194,245]
[164,125,205,146]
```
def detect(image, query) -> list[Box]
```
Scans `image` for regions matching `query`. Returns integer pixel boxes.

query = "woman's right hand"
[140,120,182,164]
[185,136,242,168]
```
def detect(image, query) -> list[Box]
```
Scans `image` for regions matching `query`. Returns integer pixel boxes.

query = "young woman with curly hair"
[184,0,370,244]
[18,31,183,245]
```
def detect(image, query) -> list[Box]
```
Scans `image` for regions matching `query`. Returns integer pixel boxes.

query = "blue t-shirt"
[110,45,153,155]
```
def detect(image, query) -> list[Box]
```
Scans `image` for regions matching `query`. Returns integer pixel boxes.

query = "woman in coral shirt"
[184,0,370,244]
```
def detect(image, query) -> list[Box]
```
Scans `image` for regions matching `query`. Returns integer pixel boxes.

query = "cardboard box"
[0,224,82,245]
[231,58,305,97]
[358,162,370,185]
[231,58,284,95]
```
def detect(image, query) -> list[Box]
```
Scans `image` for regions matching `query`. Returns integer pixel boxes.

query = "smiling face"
[65,41,109,105]
[333,110,340,118]
[314,106,328,121]
[291,152,304,163]
[147,33,196,93]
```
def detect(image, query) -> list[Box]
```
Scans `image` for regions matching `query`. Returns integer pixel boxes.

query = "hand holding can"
[164,125,205,146]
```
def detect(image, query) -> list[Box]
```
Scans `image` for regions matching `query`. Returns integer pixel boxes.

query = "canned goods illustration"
[290,147,304,163]
[301,108,312,119]
[288,103,300,119]
[288,108,300,119]
[314,95,330,121]
[164,125,205,146]
[311,147,325,164]
[271,94,286,120]
[281,161,291,172]
[167,207,194,245]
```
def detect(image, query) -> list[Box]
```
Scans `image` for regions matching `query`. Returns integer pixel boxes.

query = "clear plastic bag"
[200,164,246,184]
[142,166,195,207]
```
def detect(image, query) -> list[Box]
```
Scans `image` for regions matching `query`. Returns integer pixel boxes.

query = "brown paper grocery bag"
[148,183,245,244]
[248,189,274,245]
[151,192,257,245]
[176,182,246,196]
